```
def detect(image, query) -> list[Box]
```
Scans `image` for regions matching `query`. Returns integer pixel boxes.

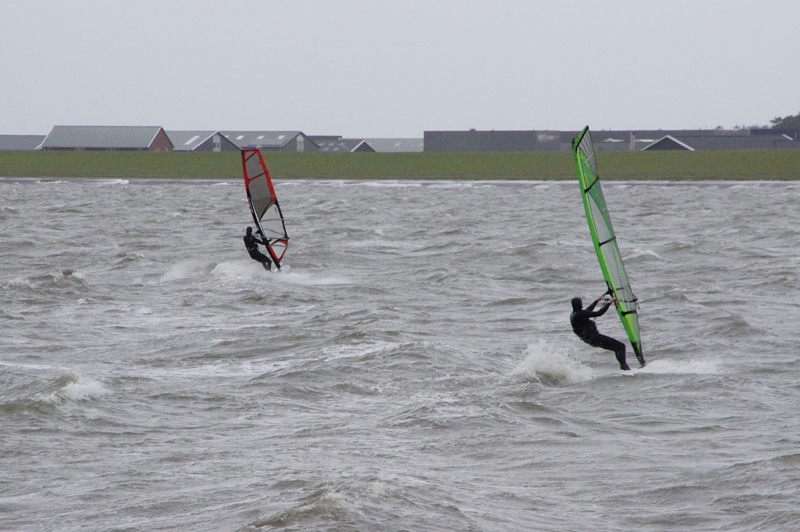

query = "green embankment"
[1,150,799,180]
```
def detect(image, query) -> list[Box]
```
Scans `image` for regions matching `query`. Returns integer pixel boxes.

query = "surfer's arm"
[592,302,612,317]
[254,230,270,246]
[584,298,611,317]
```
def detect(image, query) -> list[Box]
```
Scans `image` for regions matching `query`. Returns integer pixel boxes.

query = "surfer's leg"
[250,250,272,271]
[613,342,629,371]
[589,334,630,371]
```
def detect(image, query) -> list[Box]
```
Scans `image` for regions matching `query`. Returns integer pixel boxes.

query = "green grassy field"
[1,150,799,180]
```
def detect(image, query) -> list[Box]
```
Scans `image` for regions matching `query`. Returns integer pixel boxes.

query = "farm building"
[310,136,424,153]
[40,126,173,151]
[364,138,424,152]
[424,130,564,152]
[167,131,240,152]
[424,128,800,152]
[222,131,318,152]
[314,138,375,153]
[603,129,800,151]
[641,136,696,151]
[0,135,46,151]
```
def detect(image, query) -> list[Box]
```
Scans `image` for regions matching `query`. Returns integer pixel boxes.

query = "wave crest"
[511,339,593,384]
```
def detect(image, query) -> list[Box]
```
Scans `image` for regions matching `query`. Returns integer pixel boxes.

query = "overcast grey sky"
[2,1,798,137]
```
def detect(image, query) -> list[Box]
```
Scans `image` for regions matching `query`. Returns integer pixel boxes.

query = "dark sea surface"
[2,178,799,531]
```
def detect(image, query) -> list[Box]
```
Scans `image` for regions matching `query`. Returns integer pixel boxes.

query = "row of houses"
[0,126,424,153]
[424,128,800,152]
[2,126,798,153]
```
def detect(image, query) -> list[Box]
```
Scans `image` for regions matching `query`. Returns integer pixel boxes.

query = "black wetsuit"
[570,298,630,371]
[244,232,272,271]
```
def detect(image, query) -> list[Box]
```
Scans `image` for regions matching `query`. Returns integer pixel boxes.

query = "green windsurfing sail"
[573,126,644,366]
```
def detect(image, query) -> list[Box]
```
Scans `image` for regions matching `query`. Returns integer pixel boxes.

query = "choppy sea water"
[1,177,799,532]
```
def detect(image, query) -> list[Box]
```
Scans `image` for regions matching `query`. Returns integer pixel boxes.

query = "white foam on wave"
[210,260,351,285]
[160,260,206,282]
[258,488,357,527]
[637,357,723,375]
[347,239,410,250]
[142,359,296,380]
[276,271,352,286]
[359,180,422,188]
[92,179,129,186]
[211,260,267,281]
[321,340,398,362]
[60,376,111,402]
[36,373,111,404]
[511,339,593,384]
[625,248,662,260]
[4,268,86,290]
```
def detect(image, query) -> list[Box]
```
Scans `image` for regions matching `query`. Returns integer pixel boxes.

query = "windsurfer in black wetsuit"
[243,226,272,271]
[570,291,631,371]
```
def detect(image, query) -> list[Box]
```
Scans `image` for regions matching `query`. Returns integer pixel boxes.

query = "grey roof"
[316,138,374,153]
[166,130,241,151]
[642,135,696,151]
[752,128,800,139]
[40,126,169,150]
[0,135,46,151]
[670,134,798,150]
[424,130,563,152]
[167,130,218,151]
[221,131,306,149]
[364,138,424,152]
[425,128,800,152]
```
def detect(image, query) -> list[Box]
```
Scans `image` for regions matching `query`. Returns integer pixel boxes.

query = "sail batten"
[241,149,289,269]
[572,126,643,363]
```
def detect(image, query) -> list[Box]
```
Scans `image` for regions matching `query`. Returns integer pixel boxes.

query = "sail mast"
[241,149,289,269]
[572,126,644,366]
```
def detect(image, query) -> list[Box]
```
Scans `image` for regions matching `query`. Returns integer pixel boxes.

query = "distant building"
[311,136,424,153]
[424,130,565,152]
[364,138,424,153]
[602,129,800,151]
[753,128,799,140]
[641,135,695,151]
[308,135,341,144]
[671,132,798,151]
[222,131,318,152]
[0,135,46,151]
[315,138,375,153]
[40,126,173,151]
[167,131,240,152]
[425,128,800,152]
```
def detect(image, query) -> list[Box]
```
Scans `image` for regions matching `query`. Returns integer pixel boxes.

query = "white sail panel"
[573,126,643,365]
[241,149,289,269]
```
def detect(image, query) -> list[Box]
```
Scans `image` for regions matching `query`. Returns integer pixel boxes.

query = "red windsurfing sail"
[241,149,289,269]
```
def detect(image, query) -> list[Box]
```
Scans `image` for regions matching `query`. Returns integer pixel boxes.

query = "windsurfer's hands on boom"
[598,293,616,304]
[256,230,271,245]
